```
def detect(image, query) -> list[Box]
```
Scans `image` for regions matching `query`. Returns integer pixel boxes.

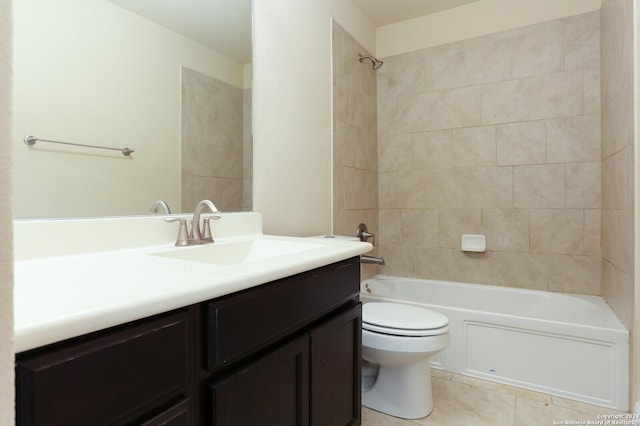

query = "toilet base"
[362,360,433,419]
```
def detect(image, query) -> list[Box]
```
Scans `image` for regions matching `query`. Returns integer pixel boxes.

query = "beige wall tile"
[439,208,482,248]
[344,167,377,209]
[584,209,601,256]
[333,78,350,125]
[181,68,245,211]
[602,148,630,210]
[600,0,632,106]
[547,254,601,295]
[181,174,243,212]
[602,79,634,159]
[527,71,583,120]
[565,162,601,208]
[451,250,499,285]
[424,169,464,208]
[582,67,601,115]
[412,130,452,170]
[481,209,530,251]
[465,34,512,85]
[496,252,550,290]
[402,86,483,132]
[378,133,411,172]
[373,12,606,297]
[452,126,496,167]
[400,209,439,248]
[601,259,633,329]
[417,42,467,93]
[332,22,378,240]
[496,121,546,166]
[379,171,427,209]
[480,79,528,124]
[530,209,584,255]
[563,11,600,71]
[378,243,415,277]
[512,20,564,78]
[602,209,634,274]
[514,164,565,208]
[458,167,513,208]
[378,208,402,245]
[546,115,601,163]
[413,248,454,281]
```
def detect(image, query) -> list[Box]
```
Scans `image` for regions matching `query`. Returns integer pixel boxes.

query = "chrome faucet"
[357,223,375,245]
[190,199,220,244]
[360,255,385,266]
[150,200,171,214]
[165,199,220,246]
[357,223,385,265]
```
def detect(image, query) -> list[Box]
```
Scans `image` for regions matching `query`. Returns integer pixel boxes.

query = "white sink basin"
[151,239,322,265]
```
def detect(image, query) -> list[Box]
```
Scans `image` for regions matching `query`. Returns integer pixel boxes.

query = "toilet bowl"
[361,302,450,419]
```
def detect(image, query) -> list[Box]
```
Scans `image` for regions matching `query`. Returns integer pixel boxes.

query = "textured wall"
[377,12,602,295]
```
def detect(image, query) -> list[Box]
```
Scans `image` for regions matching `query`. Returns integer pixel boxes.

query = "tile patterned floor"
[362,370,628,426]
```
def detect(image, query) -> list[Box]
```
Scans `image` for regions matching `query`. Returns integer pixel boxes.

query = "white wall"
[376,0,602,57]
[13,0,246,219]
[252,0,374,236]
[0,0,13,422]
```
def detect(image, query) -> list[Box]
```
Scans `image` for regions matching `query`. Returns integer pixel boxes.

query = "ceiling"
[109,0,480,64]
[353,0,482,26]
[110,0,252,64]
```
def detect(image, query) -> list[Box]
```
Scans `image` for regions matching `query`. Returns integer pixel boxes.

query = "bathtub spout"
[361,255,385,266]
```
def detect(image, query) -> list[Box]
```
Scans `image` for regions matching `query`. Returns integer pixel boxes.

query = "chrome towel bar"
[24,135,134,156]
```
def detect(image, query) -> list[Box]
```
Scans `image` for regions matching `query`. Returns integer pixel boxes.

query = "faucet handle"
[357,223,375,246]
[201,215,220,243]
[165,217,190,246]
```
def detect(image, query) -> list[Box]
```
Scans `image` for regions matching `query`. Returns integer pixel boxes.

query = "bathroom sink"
[151,239,322,266]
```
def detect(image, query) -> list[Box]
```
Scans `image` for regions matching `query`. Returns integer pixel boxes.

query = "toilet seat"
[363,302,449,337]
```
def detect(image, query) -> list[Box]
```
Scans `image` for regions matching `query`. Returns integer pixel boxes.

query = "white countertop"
[14,214,372,352]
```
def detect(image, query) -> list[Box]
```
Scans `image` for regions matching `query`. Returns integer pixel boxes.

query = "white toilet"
[361,302,450,419]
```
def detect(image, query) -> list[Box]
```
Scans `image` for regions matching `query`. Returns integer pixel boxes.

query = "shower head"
[358,53,383,70]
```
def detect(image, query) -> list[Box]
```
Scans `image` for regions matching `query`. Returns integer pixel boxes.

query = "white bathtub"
[360,275,629,411]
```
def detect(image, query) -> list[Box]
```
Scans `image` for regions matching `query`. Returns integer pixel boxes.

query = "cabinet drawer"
[140,398,191,426]
[206,257,360,370]
[16,311,191,426]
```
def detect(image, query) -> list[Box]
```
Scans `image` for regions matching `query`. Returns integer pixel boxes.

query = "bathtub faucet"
[361,255,385,266]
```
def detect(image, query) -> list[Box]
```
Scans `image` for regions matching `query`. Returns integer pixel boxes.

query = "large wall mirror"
[12,0,252,219]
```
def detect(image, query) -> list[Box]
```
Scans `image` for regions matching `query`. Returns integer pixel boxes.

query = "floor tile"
[412,377,516,426]
[515,397,617,426]
[362,407,418,426]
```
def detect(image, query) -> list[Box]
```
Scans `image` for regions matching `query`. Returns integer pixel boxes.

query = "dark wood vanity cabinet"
[15,310,193,426]
[16,257,362,426]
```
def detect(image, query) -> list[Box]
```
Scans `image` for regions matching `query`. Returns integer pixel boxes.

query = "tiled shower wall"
[600,0,635,331]
[181,67,248,212]
[376,12,602,295]
[332,22,379,278]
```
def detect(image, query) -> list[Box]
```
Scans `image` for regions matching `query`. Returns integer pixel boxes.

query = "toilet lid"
[362,302,448,331]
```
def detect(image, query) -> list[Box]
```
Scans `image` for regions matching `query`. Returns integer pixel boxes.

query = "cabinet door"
[209,335,309,426]
[16,311,191,426]
[310,304,362,426]
[140,398,191,426]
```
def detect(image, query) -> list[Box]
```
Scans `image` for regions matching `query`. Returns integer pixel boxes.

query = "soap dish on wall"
[461,234,486,253]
